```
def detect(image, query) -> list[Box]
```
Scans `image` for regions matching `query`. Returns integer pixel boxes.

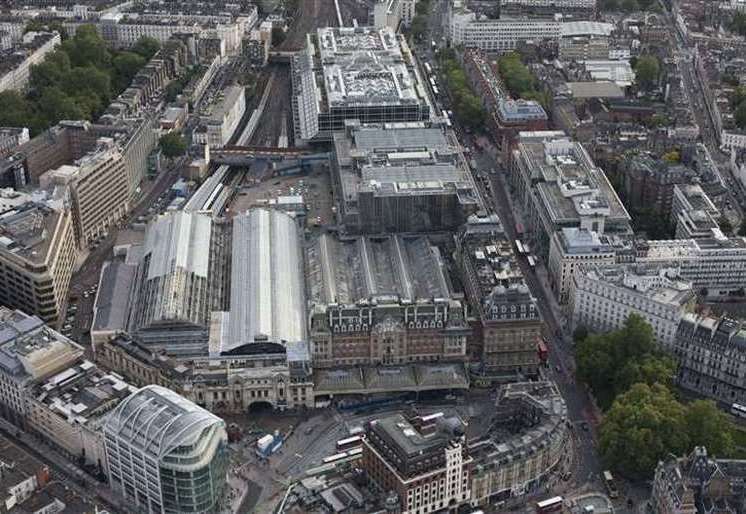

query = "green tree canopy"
[112,52,146,91]
[635,55,660,91]
[37,87,86,124]
[576,314,675,409]
[132,36,161,60]
[685,400,734,457]
[719,215,734,234]
[498,53,537,98]
[600,383,689,479]
[62,25,110,69]
[735,102,746,130]
[159,132,187,158]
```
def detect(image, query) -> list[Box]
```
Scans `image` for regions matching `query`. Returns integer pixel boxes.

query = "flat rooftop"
[334,122,478,203]
[0,307,82,380]
[370,412,465,458]
[306,233,453,307]
[0,203,62,265]
[315,27,423,108]
[581,264,694,306]
[517,134,630,224]
[32,360,135,428]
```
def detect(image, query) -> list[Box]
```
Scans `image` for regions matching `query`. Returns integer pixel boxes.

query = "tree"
[498,53,537,99]
[410,15,428,41]
[271,27,286,48]
[37,87,86,125]
[132,37,161,60]
[719,215,734,234]
[662,150,681,163]
[599,383,689,479]
[0,91,34,128]
[732,12,746,37]
[739,222,746,237]
[576,314,672,409]
[159,132,187,158]
[573,325,589,342]
[685,400,734,457]
[735,102,746,130]
[30,51,71,90]
[112,52,146,91]
[62,25,109,69]
[635,55,660,91]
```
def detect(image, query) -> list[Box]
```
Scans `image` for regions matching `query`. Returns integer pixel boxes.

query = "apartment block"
[569,264,694,347]
[26,359,135,470]
[510,131,631,258]
[547,227,616,304]
[671,184,721,240]
[0,203,77,325]
[0,31,61,93]
[0,308,83,427]
[469,381,569,508]
[40,140,130,248]
[673,314,746,406]
[193,85,246,148]
[448,2,561,52]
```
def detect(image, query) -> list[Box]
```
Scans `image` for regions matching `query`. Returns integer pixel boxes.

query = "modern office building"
[636,236,746,298]
[0,202,78,325]
[331,120,480,233]
[103,385,229,514]
[673,313,746,406]
[0,31,61,93]
[469,381,569,508]
[447,1,561,52]
[40,139,130,248]
[510,131,632,258]
[362,412,472,514]
[0,308,83,426]
[26,359,135,469]
[305,232,469,367]
[292,26,430,143]
[373,0,417,29]
[193,85,246,148]
[569,263,694,347]
[671,184,721,240]
[456,216,542,382]
[547,227,617,304]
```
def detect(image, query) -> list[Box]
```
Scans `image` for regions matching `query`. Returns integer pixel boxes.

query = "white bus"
[424,62,433,74]
[527,255,536,268]
[516,240,525,254]
[442,110,452,127]
[536,496,563,514]
[603,470,619,498]
[732,403,746,418]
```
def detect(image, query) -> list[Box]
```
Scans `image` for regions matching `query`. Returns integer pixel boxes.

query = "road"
[661,0,746,222]
[66,164,181,345]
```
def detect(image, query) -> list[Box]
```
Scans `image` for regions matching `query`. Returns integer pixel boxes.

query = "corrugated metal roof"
[220,209,306,352]
[143,211,212,280]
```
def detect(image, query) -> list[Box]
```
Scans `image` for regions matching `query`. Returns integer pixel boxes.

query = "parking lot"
[228,162,335,226]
